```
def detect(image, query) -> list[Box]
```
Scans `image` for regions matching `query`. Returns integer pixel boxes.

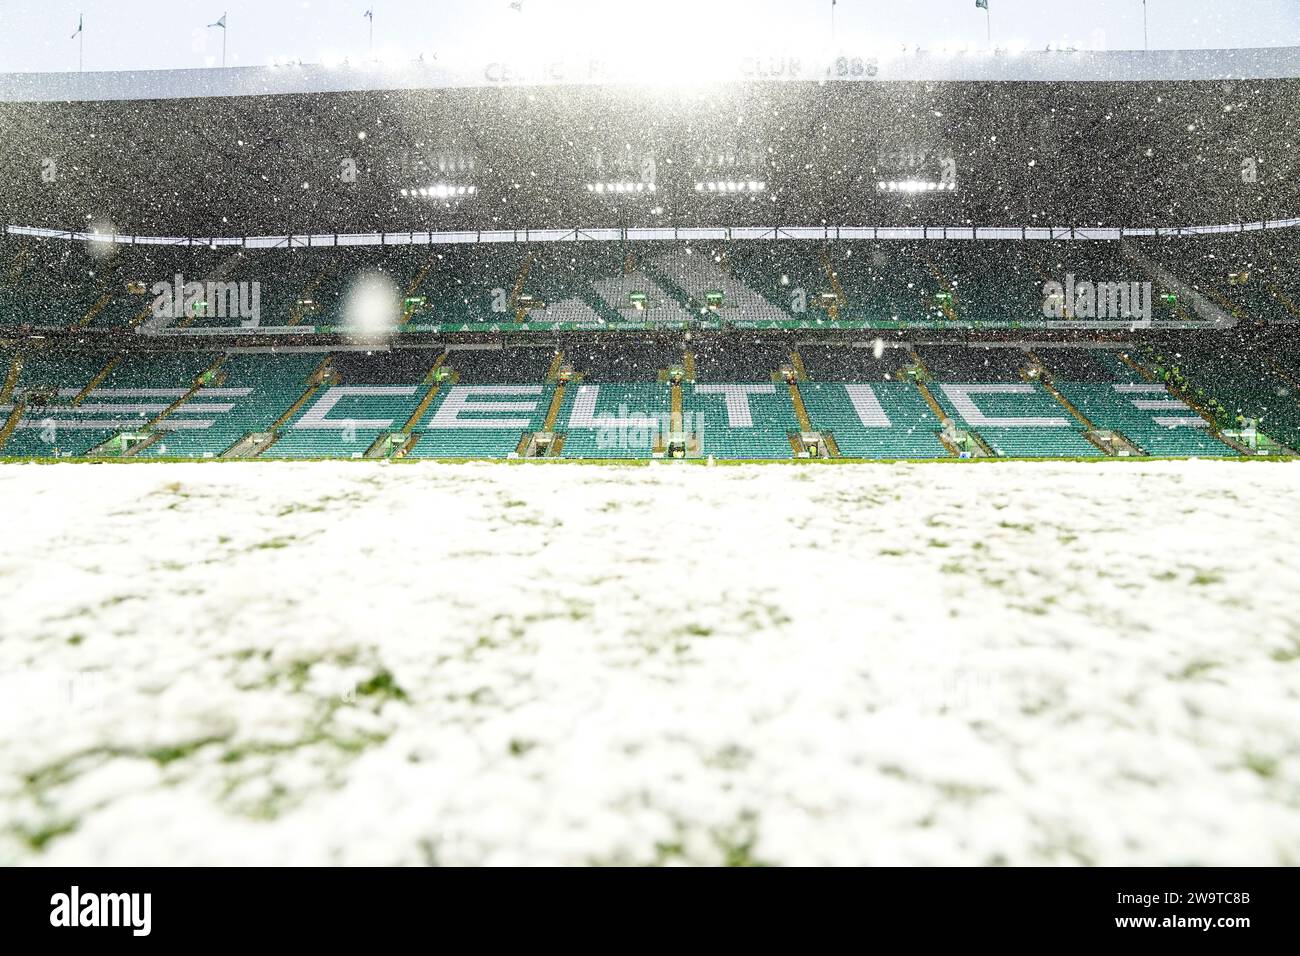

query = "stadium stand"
[263,382,427,459]
[3,339,1296,460]
[327,350,439,384]
[444,347,554,383]
[1,350,123,456]
[1034,348,1132,383]
[584,254,695,325]
[726,243,830,321]
[800,382,948,458]
[1,227,1296,463]
[684,383,798,459]
[556,383,672,458]
[645,248,789,324]
[936,383,1100,457]
[919,345,1028,382]
[1151,234,1300,326]
[798,343,909,382]
[833,246,941,325]
[1052,382,1237,457]
[0,240,116,329]
[925,243,1043,326]
[143,352,320,458]
[5,236,1300,336]
[407,384,557,458]
[1150,345,1300,449]
[516,246,627,326]
[691,340,789,381]
[562,340,678,380]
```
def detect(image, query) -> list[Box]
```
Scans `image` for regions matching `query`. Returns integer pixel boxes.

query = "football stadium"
[1,1,1298,881]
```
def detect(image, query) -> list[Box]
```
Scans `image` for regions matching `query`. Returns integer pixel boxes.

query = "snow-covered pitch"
[1,460,1298,866]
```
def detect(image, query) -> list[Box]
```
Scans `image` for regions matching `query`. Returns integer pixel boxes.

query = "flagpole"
[207,13,228,67]
[986,8,991,45]
[1143,1,1148,51]
[80,27,84,73]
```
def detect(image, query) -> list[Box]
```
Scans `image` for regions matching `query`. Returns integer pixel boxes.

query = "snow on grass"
[0,459,1298,865]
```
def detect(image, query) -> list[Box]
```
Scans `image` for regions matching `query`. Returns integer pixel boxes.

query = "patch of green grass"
[1010,595,1058,617]
[736,601,792,631]
[653,840,687,863]
[331,733,388,754]
[1176,659,1220,681]
[708,744,752,771]
[719,839,768,867]
[1271,640,1300,663]
[937,781,996,802]
[15,819,77,851]
[277,503,326,516]
[1243,753,1278,778]
[356,669,408,701]
[252,536,295,550]
[281,659,313,690]
[146,736,228,765]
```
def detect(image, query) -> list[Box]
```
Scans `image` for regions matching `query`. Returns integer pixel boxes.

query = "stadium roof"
[2,46,1299,103]
[1,55,1297,238]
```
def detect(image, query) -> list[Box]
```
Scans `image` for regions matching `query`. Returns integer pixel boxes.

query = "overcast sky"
[0,0,1297,74]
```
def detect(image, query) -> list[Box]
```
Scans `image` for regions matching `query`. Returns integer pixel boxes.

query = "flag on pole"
[208,13,227,29]
[71,15,83,39]
[364,8,373,20]
[976,0,988,8]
